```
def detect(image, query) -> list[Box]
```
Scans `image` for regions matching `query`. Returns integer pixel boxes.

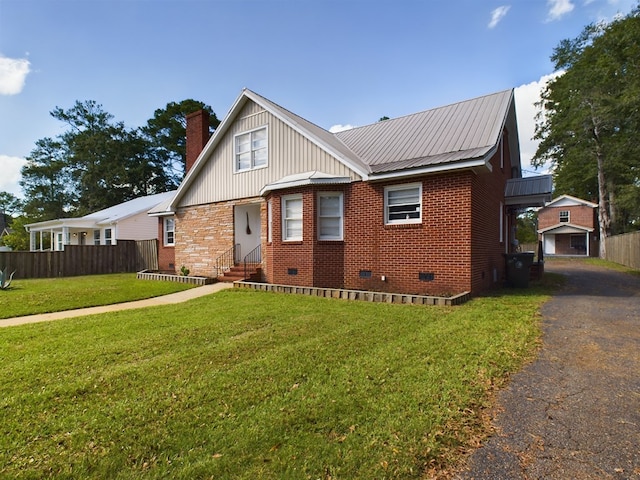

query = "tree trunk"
[595,141,611,258]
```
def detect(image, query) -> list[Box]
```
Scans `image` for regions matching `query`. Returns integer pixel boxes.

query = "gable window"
[93,230,100,246]
[235,127,267,172]
[384,183,422,225]
[164,217,175,246]
[559,210,570,223]
[282,194,302,241]
[318,192,343,240]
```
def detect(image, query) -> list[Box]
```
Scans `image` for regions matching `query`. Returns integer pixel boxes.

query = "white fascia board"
[367,155,492,182]
[537,223,594,234]
[242,90,370,180]
[169,91,249,211]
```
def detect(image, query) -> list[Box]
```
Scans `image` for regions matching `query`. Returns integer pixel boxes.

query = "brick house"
[162,88,551,296]
[537,194,599,257]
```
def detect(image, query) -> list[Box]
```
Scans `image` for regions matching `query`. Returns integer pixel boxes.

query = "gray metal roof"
[334,90,514,174]
[504,175,553,207]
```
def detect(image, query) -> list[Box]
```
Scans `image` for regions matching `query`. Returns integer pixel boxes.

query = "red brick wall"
[156,217,175,273]
[470,132,514,293]
[265,175,480,296]
[538,204,597,230]
[267,188,315,286]
[343,175,474,296]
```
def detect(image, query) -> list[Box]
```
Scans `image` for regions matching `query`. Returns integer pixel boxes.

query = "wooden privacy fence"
[0,240,158,279]
[605,231,640,269]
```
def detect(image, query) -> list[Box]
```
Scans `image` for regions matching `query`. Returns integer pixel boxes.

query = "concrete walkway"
[0,282,234,328]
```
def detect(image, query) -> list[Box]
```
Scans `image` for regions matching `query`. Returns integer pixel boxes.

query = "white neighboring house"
[25,191,176,251]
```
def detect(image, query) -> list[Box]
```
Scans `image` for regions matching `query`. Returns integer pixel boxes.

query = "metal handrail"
[215,244,239,277]
[243,244,261,280]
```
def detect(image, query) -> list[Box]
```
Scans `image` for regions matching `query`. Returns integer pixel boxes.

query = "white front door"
[544,234,556,255]
[234,204,261,263]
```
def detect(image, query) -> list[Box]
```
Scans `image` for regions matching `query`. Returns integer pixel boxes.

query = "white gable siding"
[115,211,158,240]
[179,101,360,208]
[551,197,585,208]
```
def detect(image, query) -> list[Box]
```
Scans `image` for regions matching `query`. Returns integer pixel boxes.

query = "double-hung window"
[559,210,570,223]
[104,228,113,245]
[282,194,303,241]
[93,230,100,246]
[318,192,343,240]
[164,217,175,246]
[384,183,422,225]
[235,127,267,172]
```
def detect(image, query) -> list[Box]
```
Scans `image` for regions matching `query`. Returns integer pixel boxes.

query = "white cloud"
[329,124,355,133]
[488,5,511,29]
[0,155,26,197]
[0,55,31,95]
[514,72,563,174]
[546,0,575,21]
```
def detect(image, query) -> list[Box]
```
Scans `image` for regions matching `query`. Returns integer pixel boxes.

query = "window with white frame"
[318,192,343,240]
[267,200,272,243]
[282,194,303,241]
[384,183,422,224]
[559,210,570,223]
[56,232,63,251]
[93,230,100,246]
[235,127,267,172]
[164,217,175,246]
[104,228,113,245]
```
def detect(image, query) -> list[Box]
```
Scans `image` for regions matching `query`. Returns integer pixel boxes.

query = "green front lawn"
[0,274,197,319]
[0,276,559,479]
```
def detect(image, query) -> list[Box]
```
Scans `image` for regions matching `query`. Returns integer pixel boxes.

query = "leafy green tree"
[0,192,22,216]
[20,137,75,220]
[1,215,30,251]
[534,7,640,256]
[143,100,220,186]
[516,210,539,244]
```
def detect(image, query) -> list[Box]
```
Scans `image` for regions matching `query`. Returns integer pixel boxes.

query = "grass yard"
[0,277,561,479]
[0,274,197,319]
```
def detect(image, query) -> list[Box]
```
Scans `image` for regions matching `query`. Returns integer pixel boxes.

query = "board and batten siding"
[178,101,361,208]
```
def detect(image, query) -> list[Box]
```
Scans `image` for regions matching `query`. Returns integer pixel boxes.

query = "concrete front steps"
[217,263,262,283]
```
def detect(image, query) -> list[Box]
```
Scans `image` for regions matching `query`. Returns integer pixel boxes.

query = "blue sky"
[0,0,636,198]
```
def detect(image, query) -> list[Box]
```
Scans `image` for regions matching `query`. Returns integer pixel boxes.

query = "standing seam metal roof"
[334,90,513,174]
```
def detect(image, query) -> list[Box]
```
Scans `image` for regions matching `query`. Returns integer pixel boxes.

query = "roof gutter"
[366,154,493,182]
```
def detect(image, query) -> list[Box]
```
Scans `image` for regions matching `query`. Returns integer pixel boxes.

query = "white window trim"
[559,210,570,223]
[104,228,113,245]
[267,200,272,243]
[164,217,175,246]
[317,192,344,241]
[384,183,422,225]
[282,194,303,242]
[234,126,268,173]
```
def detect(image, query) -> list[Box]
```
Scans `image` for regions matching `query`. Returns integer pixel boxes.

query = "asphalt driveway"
[456,259,640,479]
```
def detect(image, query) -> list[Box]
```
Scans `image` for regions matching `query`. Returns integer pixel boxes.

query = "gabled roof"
[170,88,370,211]
[26,191,176,231]
[170,88,520,210]
[538,223,595,234]
[544,194,598,208]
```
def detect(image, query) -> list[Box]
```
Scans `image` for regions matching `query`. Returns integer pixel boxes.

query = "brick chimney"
[185,109,210,174]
